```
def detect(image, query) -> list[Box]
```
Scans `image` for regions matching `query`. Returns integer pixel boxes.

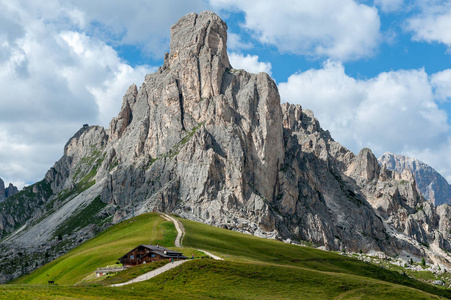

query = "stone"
[0,178,19,203]
[380,152,451,206]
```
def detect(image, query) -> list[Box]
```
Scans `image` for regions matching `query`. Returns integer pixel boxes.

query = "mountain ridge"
[0,178,19,202]
[379,152,451,206]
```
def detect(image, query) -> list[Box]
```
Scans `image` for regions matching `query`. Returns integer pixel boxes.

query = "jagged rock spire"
[164,11,231,100]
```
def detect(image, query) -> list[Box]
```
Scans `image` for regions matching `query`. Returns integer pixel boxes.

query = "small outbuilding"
[119,244,188,267]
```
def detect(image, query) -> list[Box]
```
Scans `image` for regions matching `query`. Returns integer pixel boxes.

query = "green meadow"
[13,213,177,285]
[1,212,449,299]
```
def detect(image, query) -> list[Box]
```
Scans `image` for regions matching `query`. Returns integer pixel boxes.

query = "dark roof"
[119,244,188,260]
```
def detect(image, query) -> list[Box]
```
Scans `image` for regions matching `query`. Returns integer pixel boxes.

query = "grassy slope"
[179,217,451,299]
[0,260,443,300]
[13,213,177,285]
[3,213,450,299]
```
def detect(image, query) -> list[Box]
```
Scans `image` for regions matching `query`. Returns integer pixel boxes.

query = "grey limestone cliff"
[0,178,19,203]
[379,152,451,206]
[1,11,451,283]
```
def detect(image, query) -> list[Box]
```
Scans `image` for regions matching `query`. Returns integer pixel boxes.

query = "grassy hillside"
[180,217,451,298]
[1,259,448,299]
[3,213,450,299]
[13,213,177,285]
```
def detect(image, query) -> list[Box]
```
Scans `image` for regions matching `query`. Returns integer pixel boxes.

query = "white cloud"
[0,1,154,188]
[374,0,404,12]
[229,52,272,75]
[431,69,451,101]
[278,61,451,180]
[406,2,451,47]
[60,0,209,57]
[227,32,253,51]
[59,31,154,125]
[405,139,451,183]
[211,0,381,61]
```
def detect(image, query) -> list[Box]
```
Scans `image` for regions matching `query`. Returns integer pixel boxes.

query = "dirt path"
[160,213,184,247]
[110,260,188,287]
[196,249,223,260]
[161,213,223,260]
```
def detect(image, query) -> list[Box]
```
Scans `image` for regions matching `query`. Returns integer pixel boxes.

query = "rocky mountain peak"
[0,178,19,202]
[346,148,380,183]
[163,11,230,100]
[379,152,451,205]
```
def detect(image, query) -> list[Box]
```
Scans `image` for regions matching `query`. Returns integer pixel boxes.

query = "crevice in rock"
[197,58,202,99]
[198,20,210,55]
[175,79,186,131]
[193,13,197,27]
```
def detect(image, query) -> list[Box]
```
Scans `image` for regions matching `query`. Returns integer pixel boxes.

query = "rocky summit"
[1,11,451,283]
[379,152,451,206]
[0,178,18,203]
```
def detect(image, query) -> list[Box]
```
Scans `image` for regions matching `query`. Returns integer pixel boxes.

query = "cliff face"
[0,179,19,203]
[379,152,451,206]
[1,11,451,283]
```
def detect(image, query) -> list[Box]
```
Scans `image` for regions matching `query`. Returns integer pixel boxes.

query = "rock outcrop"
[1,11,451,282]
[0,178,19,203]
[379,152,451,206]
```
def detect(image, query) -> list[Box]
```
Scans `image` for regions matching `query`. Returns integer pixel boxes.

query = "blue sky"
[1,0,451,188]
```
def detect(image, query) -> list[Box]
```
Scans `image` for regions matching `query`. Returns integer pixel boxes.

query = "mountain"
[1,11,451,283]
[379,152,451,206]
[0,178,19,202]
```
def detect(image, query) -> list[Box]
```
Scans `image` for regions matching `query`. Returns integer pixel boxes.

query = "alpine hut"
[119,244,188,267]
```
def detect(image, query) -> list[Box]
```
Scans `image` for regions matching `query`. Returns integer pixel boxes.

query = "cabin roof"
[118,244,188,260]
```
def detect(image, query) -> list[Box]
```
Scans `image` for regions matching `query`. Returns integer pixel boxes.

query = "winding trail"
[161,213,223,260]
[196,249,223,260]
[110,260,187,287]
[160,213,184,247]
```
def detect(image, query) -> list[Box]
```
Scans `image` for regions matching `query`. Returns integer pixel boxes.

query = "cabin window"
[130,255,134,259]
[151,254,156,257]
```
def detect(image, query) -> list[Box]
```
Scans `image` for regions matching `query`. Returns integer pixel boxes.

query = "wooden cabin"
[119,244,188,267]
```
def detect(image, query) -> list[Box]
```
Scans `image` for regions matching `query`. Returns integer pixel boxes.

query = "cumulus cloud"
[431,69,451,101]
[229,52,272,75]
[404,138,451,183]
[278,61,451,180]
[211,0,381,61]
[59,0,209,58]
[374,0,404,12]
[227,32,253,51]
[405,1,451,47]
[0,1,154,188]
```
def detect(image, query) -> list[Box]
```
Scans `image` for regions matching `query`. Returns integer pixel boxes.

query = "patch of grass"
[153,221,178,246]
[13,213,176,285]
[420,242,430,248]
